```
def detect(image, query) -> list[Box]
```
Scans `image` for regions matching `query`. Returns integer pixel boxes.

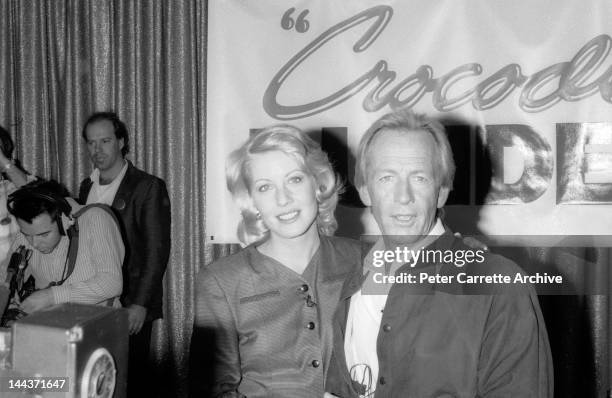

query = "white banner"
[207,0,612,243]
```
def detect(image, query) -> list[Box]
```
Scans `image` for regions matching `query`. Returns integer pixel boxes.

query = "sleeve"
[51,208,124,305]
[130,178,171,308]
[477,286,554,397]
[191,268,245,398]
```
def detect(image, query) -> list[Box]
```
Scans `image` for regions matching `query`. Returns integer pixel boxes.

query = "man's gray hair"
[354,108,456,189]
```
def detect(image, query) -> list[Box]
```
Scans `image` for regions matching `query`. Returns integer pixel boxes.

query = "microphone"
[5,246,25,284]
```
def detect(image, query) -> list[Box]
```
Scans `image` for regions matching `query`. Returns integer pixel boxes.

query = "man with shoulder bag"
[0,180,124,325]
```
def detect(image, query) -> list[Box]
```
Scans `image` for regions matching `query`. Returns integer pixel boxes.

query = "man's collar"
[430,218,445,236]
[89,159,128,185]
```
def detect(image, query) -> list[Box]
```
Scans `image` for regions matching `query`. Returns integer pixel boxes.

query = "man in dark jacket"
[325,109,553,398]
[79,112,171,396]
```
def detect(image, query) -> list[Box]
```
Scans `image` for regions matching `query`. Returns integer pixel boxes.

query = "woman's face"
[248,150,319,241]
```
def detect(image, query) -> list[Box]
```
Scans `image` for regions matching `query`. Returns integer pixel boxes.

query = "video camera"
[1,245,35,327]
[0,303,128,398]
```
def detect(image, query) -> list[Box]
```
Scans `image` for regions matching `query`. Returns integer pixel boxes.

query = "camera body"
[6,303,128,397]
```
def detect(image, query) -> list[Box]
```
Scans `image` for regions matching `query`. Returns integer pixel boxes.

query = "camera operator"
[1,180,124,316]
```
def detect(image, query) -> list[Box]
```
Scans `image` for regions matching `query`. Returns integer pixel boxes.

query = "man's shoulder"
[470,250,525,277]
[460,251,534,296]
[442,235,534,295]
[126,162,166,186]
[79,162,167,197]
[74,205,118,228]
[122,165,169,207]
[446,234,521,275]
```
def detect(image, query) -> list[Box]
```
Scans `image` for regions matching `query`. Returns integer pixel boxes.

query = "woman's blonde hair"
[226,125,342,245]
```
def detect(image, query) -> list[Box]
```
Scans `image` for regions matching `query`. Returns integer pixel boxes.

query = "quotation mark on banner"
[281,8,310,33]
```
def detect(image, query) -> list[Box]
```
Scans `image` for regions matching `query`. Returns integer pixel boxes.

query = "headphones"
[7,188,73,236]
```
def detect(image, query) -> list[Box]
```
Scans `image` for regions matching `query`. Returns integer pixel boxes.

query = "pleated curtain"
[0,1,207,396]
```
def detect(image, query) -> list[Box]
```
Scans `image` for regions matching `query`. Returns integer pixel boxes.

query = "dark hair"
[0,125,14,159]
[82,112,130,156]
[8,180,71,226]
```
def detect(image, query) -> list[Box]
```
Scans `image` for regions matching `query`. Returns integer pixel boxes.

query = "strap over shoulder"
[54,202,121,309]
[73,202,119,224]
[67,202,120,237]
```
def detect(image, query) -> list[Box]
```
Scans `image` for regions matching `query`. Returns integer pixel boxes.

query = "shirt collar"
[89,160,128,185]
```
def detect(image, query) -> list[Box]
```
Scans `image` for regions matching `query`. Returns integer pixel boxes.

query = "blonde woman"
[192,125,361,397]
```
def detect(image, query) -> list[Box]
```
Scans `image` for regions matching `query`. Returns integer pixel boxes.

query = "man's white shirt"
[86,161,128,205]
[344,218,445,397]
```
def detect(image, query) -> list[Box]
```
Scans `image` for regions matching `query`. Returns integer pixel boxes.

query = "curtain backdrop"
[0,1,206,396]
[1,2,612,398]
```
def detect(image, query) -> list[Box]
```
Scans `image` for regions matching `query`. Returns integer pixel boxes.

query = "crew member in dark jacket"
[78,112,171,396]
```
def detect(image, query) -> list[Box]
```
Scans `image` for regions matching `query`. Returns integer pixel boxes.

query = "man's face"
[17,213,62,254]
[359,128,449,246]
[85,120,124,171]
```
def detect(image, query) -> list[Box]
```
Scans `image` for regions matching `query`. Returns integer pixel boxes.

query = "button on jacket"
[326,231,553,398]
[192,235,361,398]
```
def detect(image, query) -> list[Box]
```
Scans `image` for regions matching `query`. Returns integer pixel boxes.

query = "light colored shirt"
[86,161,128,205]
[2,204,124,307]
[344,218,445,397]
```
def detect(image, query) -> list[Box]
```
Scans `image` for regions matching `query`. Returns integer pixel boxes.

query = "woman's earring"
[256,212,262,220]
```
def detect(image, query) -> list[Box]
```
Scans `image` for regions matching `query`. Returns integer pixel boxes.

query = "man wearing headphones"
[2,180,124,313]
